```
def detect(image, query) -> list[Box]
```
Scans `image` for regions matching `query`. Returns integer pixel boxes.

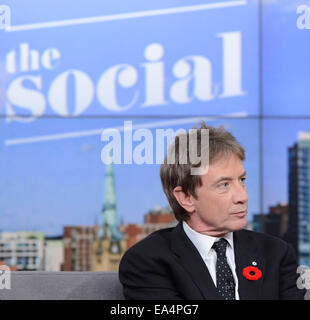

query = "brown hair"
[160,121,245,221]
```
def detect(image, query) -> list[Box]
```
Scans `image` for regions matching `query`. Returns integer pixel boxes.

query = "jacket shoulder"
[236,229,293,255]
[238,228,287,243]
[123,226,175,257]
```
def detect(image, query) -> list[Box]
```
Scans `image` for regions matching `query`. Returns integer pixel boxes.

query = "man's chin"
[229,217,247,231]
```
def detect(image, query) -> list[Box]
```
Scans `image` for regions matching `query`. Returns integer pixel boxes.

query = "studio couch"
[1,271,308,300]
[0,271,125,300]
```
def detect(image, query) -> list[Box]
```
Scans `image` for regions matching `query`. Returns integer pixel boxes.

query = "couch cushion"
[0,271,124,300]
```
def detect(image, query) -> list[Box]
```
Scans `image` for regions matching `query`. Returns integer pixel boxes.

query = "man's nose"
[232,182,248,204]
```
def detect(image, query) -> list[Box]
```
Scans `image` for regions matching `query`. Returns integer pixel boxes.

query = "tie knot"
[212,238,228,257]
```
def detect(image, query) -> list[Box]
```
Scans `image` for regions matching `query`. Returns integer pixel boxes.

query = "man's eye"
[240,177,246,183]
[219,182,229,188]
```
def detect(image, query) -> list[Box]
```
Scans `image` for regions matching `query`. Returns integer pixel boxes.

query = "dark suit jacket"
[119,222,305,300]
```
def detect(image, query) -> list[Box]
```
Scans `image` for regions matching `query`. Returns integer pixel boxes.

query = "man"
[119,122,305,300]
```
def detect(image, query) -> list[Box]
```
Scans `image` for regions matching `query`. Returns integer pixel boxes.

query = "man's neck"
[184,220,230,238]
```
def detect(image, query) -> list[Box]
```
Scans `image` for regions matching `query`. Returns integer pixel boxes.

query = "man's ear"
[173,186,195,214]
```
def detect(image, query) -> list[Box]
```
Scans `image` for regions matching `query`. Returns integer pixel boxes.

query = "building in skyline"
[44,235,64,271]
[123,224,143,250]
[93,159,125,271]
[0,260,17,271]
[63,226,97,271]
[253,203,288,239]
[269,203,288,237]
[287,132,310,266]
[0,232,45,271]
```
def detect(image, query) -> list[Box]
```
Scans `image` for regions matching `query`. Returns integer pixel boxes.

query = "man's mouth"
[232,209,247,217]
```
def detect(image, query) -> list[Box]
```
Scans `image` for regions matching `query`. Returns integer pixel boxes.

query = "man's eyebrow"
[213,171,247,185]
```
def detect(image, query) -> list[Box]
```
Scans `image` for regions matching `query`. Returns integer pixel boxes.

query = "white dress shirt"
[182,221,240,300]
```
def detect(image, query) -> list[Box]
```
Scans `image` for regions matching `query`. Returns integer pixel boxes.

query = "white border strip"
[4,112,248,146]
[5,1,247,32]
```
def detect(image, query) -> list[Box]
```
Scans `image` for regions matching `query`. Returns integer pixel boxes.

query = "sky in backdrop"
[1,0,309,235]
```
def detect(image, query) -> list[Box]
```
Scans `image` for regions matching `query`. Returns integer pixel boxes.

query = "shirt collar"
[182,221,234,258]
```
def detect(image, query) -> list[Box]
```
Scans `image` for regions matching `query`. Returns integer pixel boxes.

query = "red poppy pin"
[243,266,262,281]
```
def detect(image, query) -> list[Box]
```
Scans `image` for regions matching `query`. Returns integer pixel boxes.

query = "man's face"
[187,152,248,236]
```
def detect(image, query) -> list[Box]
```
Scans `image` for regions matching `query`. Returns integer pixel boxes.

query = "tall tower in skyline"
[287,132,310,266]
[98,159,122,244]
[93,156,125,271]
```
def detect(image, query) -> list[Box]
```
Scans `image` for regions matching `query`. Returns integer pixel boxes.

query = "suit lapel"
[170,223,266,300]
[233,230,265,300]
[170,222,222,300]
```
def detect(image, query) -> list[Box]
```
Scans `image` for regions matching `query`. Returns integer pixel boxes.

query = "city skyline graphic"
[1,0,310,270]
